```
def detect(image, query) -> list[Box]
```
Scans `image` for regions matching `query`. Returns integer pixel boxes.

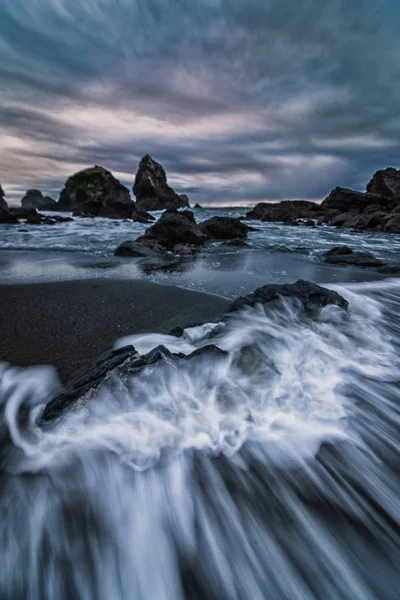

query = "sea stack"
[133,154,190,211]
[58,166,134,217]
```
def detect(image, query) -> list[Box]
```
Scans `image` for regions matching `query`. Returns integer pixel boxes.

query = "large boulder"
[58,166,134,215]
[199,216,253,239]
[366,168,400,198]
[246,200,321,222]
[133,155,189,211]
[0,184,7,209]
[143,211,206,249]
[21,189,57,210]
[320,187,391,214]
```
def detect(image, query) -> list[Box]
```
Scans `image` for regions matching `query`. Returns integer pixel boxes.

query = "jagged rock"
[199,216,253,239]
[21,189,57,210]
[0,184,8,209]
[58,166,133,216]
[194,203,202,209]
[246,200,321,222]
[143,211,206,250]
[229,280,348,315]
[322,247,383,268]
[367,168,400,198]
[133,155,189,211]
[0,206,19,224]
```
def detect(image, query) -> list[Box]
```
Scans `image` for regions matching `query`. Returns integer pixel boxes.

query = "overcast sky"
[1,0,399,205]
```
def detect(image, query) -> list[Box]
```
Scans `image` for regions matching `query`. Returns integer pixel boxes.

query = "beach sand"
[0,279,230,384]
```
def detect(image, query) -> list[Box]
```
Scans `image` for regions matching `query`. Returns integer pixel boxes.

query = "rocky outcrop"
[133,155,189,211]
[243,169,400,233]
[58,166,134,217]
[41,280,348,420]
[246,200,321,222]
[21,189,57,210]
[321,246,384,268]
[0,185,7,209]
[199,216,253,239]
[366,168,400,198]
[194,203,202,209]
[320,187,391,213]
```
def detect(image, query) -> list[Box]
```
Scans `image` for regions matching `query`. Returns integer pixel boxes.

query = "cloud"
[0,0,399,205]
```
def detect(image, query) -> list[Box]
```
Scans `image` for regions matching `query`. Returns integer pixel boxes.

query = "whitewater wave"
[1,281,400,599]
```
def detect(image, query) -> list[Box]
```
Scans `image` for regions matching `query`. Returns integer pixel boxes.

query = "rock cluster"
[245,167,400,233]
[115,212,253,257]
[133,154,190,211]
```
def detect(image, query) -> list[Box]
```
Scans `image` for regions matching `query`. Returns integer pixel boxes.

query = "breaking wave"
[1,280,400,599]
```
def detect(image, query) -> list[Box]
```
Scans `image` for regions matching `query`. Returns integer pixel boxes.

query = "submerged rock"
[21,189,57,210]
[322,246,384,268]
[199,216,253,239]
[58,166,134,215]
[225,238,249,247]
[367,167,400,198]
[133,155,189,211]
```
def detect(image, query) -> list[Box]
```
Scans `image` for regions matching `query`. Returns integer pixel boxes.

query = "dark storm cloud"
[0,0,399,204]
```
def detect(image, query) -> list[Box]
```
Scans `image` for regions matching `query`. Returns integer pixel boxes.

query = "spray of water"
[1,281,400,599]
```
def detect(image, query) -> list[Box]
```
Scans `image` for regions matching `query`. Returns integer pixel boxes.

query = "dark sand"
[0,279,230,384]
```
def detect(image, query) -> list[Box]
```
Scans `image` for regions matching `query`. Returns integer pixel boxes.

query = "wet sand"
[0,279,230,384]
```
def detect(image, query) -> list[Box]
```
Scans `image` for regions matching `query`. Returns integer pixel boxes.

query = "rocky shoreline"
[41,279,348,421]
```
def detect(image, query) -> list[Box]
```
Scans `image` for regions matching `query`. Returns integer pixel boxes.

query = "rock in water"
[322,246,384,268]
[245,200,321,222]
[200,216,253,239]
[143,211,206,250]
[21,189,57,210]
[58,166,133,214]
[0,184,8,209]
[133,155,189,211]
[229,279,349,315]
[367,167,400,198]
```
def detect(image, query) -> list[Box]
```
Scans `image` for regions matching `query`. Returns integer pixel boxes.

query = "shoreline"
[0,278,230,384]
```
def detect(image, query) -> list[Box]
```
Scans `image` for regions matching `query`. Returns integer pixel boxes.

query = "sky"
[0,0,399,206]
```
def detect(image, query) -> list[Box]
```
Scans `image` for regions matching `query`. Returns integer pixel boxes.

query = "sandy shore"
[0,279,230,384]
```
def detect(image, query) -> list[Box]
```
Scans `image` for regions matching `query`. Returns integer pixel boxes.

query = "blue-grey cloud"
[0,0,399,205]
